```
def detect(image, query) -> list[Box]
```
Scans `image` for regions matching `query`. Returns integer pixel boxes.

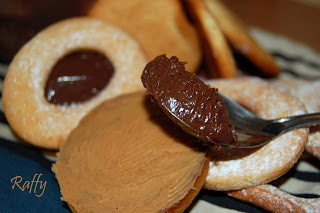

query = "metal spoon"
[156,93,320,148]
[219,94,320,148]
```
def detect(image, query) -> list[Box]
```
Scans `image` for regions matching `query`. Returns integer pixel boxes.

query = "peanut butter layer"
[53,92,207,213]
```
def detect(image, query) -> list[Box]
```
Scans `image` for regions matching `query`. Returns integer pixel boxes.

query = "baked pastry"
[185,0,237,78]
[270,74,320,159]
[228,184,320,212]
[2,17,148,150]
[204,77,308,190]
[203,0,280,76]
[53,91,209,212]
[87,0,202,73]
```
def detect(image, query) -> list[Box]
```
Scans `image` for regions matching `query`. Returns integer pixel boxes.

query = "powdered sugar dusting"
[269,74,320,160]
[229,184,320,212]
[203,77,308,190]
[3,17,148,149]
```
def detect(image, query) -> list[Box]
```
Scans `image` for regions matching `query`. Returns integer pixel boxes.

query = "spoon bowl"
[157,93,320,148]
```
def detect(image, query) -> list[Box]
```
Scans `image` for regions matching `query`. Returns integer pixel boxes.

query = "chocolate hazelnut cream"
[45,50,114,105]
[53,92,207,212]
[141,55,237,147]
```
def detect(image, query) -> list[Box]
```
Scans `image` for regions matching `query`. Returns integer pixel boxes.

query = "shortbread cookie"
[204,77,308,190]
[185,0,237,78]
[270,74,320,159]
[88,0,202,73]
[2,17,148,149]
[203,0,280,76]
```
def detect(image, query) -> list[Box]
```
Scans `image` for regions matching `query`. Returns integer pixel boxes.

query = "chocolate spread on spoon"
[45,50,114,105]
[141,55,238,147]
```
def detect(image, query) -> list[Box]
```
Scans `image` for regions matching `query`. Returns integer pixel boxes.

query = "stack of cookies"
[2,0,319,212]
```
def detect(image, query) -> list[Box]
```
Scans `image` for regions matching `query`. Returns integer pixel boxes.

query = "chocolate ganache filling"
[45,50,114,105]
[141,55,238,147]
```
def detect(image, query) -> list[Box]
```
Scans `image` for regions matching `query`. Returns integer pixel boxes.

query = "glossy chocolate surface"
[45,50,114,105]
[141,55,237,146]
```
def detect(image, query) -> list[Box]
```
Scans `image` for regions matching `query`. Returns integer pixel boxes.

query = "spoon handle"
[271,112,320,134]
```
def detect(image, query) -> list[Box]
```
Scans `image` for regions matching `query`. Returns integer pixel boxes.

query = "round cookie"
[204,77,308,190]
[53,91,209,213]
[203,0,280,76]
[185,0,237,78]
[307,125,320,160]
[2,17,148,150]
[87,0,202,73]
[270,74,320,159]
